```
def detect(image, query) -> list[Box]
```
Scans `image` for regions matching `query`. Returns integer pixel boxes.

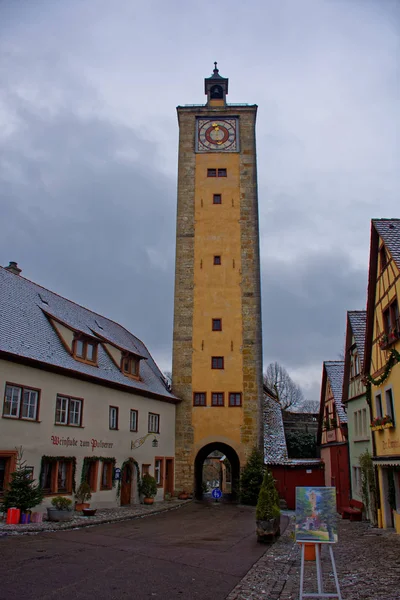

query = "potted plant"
[255,469,281,543]
[140,473,157,505]
[0,450,43,524]
[47,496,74,522]
[75,482,92,511]
[178,490,190,500]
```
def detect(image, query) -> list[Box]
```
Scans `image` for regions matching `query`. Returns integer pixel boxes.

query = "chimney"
[5,261,22,275]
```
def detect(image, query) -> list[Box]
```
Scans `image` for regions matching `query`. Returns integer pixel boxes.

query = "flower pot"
[178,493,189,500]
[75,503,90,512]
[82,508,97,517]
[47,508,74,522]
[143,497,154,505]
[256,517,280,543]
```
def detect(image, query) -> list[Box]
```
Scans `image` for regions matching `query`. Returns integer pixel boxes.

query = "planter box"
[47,508,74,522]
[256,517,280,543]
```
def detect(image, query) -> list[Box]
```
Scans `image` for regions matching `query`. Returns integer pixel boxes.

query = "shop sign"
[383,439,400,450]
[51,435,114,452]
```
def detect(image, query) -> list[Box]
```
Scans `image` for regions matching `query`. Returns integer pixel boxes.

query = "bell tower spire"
[204,61,229,106]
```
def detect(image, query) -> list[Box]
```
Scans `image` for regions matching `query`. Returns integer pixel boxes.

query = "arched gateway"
[172,65,264,493]
[194,443,240,500]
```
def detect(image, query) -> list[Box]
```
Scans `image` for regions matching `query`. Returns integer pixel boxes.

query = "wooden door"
[120,463,132,506]
[165,459,174,496]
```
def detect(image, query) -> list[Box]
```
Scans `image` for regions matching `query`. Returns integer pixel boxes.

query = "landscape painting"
[295,487,338,543]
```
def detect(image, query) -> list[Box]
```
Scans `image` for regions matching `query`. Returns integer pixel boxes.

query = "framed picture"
[295,487,338,543]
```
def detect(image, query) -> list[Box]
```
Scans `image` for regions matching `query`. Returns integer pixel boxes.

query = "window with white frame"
[55,395,82,426]
[3,384,39,421]
[130,409,138,432]
[354,410,359,437]
[148,412,159,433]
[362,408,367,436]
[154,458,163,486]
[353,466,362,496]
[109,406,118,430]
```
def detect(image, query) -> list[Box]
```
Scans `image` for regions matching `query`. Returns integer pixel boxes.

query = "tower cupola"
[204,62,228,106]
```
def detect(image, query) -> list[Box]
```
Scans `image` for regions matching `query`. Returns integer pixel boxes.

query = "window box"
[370,416,394,431]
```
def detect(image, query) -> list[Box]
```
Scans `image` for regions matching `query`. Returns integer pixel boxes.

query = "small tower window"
[212,319,222,331]
[211,392,224,406]
[211,356,224,369]
[213,194,222,204]
[213,255,221,265]
[217,168,227,177]
[210,85,223,99]
[207,169,217,177]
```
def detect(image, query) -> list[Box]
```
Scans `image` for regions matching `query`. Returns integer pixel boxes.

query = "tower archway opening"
[194,442,240,501]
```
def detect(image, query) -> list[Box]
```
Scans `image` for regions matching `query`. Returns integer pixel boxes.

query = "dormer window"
[121,353,140,379]
[72,335,98,365]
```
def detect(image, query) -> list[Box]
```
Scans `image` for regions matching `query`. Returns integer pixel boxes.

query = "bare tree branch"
[264,362,305,410]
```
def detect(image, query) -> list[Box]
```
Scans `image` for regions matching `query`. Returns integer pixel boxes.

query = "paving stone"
[227,512,400,600]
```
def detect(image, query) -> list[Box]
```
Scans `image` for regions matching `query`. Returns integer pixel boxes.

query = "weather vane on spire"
[213,61,219,74]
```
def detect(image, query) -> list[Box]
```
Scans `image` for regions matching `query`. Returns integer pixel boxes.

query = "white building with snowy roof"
[0,262,180,510]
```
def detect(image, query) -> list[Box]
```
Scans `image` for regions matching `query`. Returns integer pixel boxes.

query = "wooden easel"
[298,543,342,599]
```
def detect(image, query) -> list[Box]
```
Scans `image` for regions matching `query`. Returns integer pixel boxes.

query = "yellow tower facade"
[172,65,263,496]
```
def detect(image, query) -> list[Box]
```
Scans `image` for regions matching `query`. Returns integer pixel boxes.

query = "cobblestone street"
[227,513,400,600]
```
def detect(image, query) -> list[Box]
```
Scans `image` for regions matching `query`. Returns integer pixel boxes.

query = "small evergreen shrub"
[51,496,73,511]
[256,468,281,521]
[75,482,92,504]
[239,447,264,506]
[0,450,43,512]
[140,474,157,498]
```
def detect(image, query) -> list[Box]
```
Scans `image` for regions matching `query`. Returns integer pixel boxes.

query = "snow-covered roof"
[348,311,367,368]
[263,392,288,465]
[324,361,347,423]
[0,266,178,402]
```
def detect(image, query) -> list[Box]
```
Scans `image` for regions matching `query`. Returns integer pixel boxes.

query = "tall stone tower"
[172,64,263,496]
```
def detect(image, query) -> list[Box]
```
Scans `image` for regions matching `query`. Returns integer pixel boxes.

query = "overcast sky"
[1,0,399,402]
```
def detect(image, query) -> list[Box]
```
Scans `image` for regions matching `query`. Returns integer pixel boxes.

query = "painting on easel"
[295,487,338,543]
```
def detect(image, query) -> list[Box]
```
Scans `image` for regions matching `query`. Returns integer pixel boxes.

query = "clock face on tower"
[196,118,239,152]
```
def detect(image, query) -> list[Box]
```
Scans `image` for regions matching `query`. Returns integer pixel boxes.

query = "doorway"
[120,462,133,506]
[165,458,174,497]
[194,443,240,501]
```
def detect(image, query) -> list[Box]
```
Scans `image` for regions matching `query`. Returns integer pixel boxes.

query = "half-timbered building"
[364,219,400,532]
[318,360,350,512]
